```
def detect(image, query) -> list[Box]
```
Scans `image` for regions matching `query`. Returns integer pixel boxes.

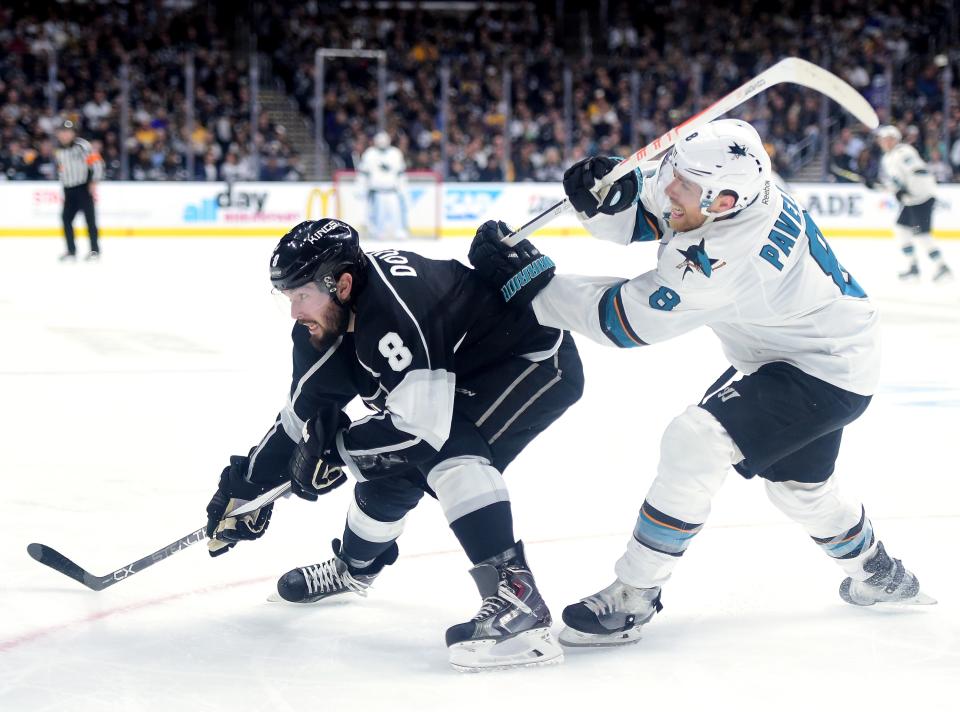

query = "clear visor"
[270,281,333,320]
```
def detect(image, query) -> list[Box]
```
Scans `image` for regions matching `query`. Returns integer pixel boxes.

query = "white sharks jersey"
[532,164,881,396]
[880,143,937,206]
[358,145,406,191]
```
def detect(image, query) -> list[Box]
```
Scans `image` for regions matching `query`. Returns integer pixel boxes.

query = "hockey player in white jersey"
[875,125,952,281]
[468,118,935,648]
[357,131,408,239]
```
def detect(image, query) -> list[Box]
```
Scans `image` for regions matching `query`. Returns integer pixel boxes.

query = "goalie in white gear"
[468,118,935,649]
[356,131,409,240]
[875,125,952,281]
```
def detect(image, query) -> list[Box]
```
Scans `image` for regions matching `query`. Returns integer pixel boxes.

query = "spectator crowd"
[0,1,302,182]
[2,0,959,183]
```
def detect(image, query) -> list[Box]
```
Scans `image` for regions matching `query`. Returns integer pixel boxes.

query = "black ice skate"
[445,542,562,671]
[839,541,936,606]
[933,264,953,282]
[272,538,397,604]
[898,264,920,280]
[559,579,662,647]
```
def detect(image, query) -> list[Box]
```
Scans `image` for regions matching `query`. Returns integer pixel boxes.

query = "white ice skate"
[558,579,662,647]
[839,542,936,607]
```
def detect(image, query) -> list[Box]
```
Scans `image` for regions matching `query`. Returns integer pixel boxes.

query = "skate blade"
[871,591,938,607]
[265,591,364,605]
[843,590,938,607]
[558,624,644,648]
[448,628,563,672]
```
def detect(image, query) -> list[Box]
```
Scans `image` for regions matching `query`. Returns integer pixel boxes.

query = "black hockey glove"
[205,455,275,557]
[289,409,348,501]
[563,156,641,218]
[468,219,556,307]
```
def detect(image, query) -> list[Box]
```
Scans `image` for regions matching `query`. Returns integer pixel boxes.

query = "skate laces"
[472,579,533,621]
[582,582,655,618]
[582,589,619,617]
[301,558,370,597]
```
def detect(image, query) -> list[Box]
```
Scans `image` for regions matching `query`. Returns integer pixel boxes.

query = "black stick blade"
[27,543,104,591]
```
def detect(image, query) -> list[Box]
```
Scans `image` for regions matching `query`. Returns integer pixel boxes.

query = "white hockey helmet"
[670,119,771,219]
[373,131,390,149]
[875,125,902,142]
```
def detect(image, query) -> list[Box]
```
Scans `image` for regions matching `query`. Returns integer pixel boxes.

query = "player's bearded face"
[664,170,709,232]
[284,284,350,351]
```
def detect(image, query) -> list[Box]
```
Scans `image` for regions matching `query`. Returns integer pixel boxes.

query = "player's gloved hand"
[289,410,348,502]
[468,220,556,307]
[563,156,641,218]
[205,455,275,557]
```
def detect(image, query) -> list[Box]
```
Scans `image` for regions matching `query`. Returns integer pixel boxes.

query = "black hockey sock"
[340,526,397,572]
[449,501,515,565]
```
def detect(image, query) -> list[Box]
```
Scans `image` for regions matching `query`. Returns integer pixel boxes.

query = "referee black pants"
[62,185,99,255]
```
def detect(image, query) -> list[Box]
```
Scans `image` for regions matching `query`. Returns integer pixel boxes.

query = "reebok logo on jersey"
[676,238,726,279]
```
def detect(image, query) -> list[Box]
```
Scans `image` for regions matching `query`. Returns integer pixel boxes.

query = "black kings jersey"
[246,249,561,486]
[336,249,561,479]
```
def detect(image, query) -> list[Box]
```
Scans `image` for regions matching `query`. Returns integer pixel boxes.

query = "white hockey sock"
[915,232,947,264]
[764,478,877,580]
[616,406,740,588]
[893,225,918,267]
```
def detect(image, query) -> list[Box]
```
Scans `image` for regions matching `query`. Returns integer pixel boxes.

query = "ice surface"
[1,235,958,711]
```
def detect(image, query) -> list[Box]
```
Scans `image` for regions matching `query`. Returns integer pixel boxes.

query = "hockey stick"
[503,57,879,246]
[27,481,292,591]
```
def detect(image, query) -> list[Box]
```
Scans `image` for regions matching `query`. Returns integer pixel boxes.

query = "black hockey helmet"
[270,219,365,294]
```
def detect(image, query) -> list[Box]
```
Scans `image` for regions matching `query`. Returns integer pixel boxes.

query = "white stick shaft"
[227,480,291,517]
[502,57,877,246]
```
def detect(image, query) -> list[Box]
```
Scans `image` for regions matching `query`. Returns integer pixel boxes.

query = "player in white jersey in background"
[875,125,952,281]
[357,131,409,240]
[468,119,935,648]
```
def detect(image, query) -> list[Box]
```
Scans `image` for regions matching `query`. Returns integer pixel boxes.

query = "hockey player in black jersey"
[204,218,584,671]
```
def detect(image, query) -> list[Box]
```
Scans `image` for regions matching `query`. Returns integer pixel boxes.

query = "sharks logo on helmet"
[727,142,748,158]
[671,119,772,220]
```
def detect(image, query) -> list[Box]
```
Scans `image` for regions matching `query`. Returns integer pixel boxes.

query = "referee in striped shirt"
[55,119,104,261]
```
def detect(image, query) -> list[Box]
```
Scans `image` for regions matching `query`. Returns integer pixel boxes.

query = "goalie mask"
[670,119,771,219]
[270,219,366,296]
[875,125,902,143]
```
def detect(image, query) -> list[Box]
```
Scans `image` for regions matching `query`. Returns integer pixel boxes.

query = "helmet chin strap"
[698,204,740,221]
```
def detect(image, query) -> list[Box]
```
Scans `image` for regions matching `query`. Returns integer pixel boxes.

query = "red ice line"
[0,547,463,654]
[0,576,272,653]
[0,533,653,653]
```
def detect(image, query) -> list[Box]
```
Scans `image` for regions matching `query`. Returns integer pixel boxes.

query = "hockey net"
[333,169,443,240]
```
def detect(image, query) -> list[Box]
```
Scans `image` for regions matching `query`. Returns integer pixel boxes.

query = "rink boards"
[2,180,960,239]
